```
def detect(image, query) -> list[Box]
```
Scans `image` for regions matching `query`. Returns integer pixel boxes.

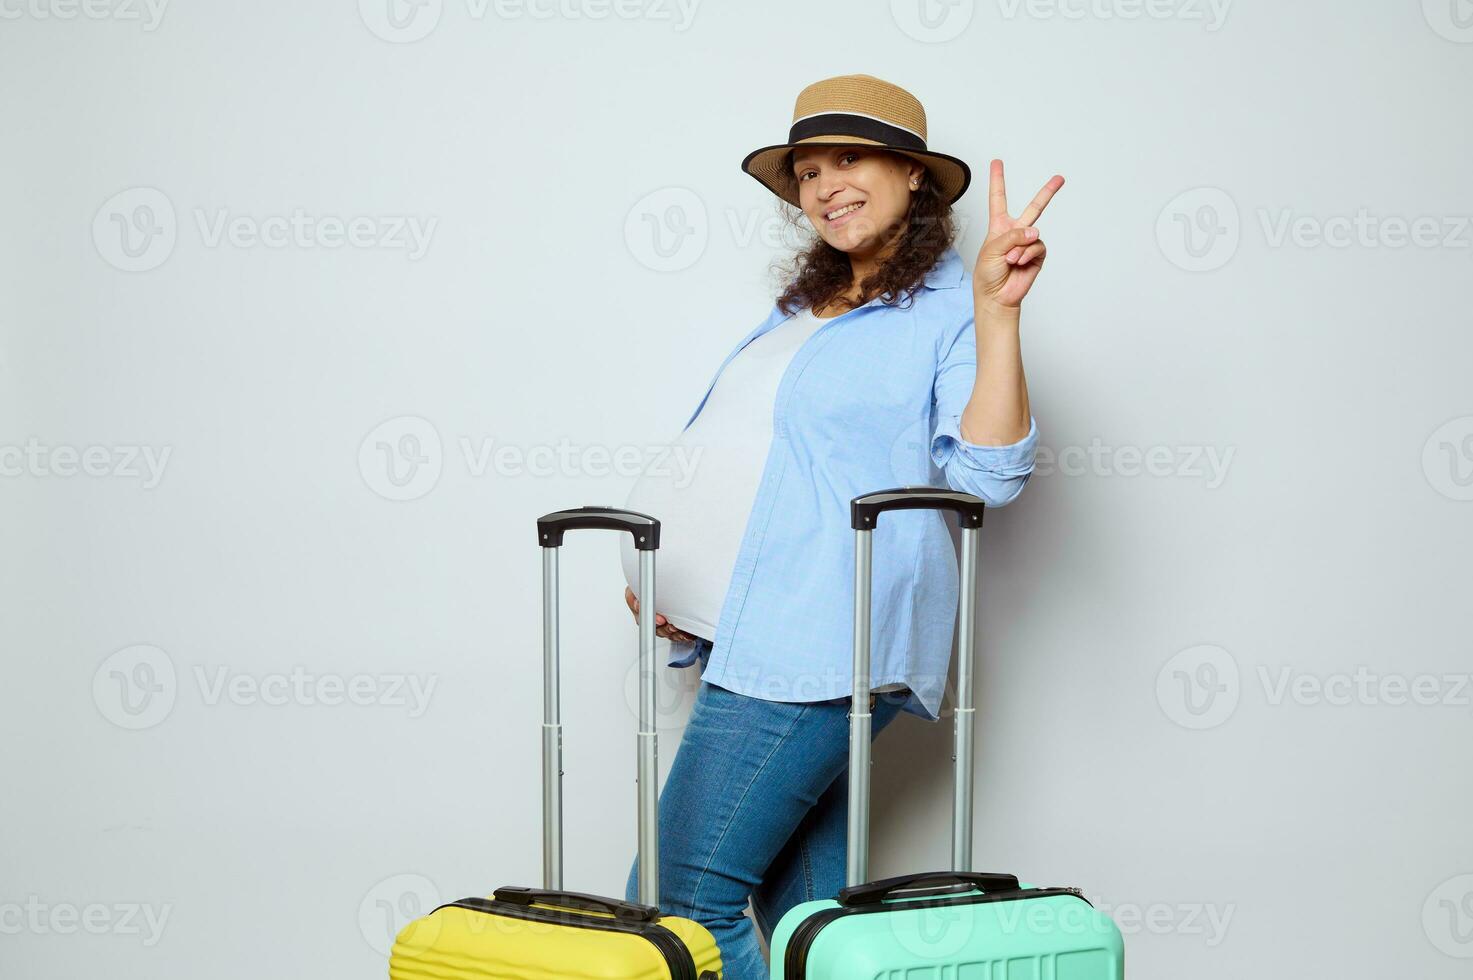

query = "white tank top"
[620,306,905,694]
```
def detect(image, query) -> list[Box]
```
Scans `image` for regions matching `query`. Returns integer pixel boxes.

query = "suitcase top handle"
[538,506,661,550]
[848,486,986,887]
[851,487,986,530]
[837,871,1020,907]
[492,886,661,922]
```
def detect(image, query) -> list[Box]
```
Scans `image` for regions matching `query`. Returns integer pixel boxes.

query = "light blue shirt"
[666,245,1038,722]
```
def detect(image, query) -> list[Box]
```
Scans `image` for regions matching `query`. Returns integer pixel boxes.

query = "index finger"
[988,159,1008,223]
[1017,174,1065,228]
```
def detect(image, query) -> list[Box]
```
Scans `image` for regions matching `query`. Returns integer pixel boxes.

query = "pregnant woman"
[618,73,1062,978]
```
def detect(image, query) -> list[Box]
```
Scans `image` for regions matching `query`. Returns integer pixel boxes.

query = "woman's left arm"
[960,159,1064,447]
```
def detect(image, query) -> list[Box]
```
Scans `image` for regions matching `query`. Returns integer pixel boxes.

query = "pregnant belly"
[618,445,761,642]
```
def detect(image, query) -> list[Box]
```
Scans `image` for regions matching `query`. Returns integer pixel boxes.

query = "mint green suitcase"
[768,488,1126,977]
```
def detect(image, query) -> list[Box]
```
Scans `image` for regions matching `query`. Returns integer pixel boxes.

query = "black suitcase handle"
[537,506,661,550]
[491,886,660,922]
[851,487,986,529]
[837,871,1021,907]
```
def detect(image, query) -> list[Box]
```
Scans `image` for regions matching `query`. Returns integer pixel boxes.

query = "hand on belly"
[624,587,699,643]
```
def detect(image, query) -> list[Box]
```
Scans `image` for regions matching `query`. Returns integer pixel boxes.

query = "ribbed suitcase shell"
[768,883,1123,978]
[390,896,722,980]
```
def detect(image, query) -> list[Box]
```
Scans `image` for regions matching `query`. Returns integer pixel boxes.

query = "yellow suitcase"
[388,507,722,979]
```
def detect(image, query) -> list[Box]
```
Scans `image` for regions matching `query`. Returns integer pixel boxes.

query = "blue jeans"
[624,639,908,979]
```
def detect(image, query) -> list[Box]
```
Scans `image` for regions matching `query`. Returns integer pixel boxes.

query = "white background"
[2,0,1471,977]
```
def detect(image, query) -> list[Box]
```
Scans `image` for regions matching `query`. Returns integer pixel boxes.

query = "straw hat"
[740,73,972,209]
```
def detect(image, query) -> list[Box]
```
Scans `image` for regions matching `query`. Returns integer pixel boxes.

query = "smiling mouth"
[825,201,865,222]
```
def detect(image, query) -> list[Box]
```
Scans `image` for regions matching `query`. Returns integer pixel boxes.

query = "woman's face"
[791,145,925,255]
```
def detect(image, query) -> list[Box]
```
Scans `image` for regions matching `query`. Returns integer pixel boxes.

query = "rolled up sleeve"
[930,315,1039,508]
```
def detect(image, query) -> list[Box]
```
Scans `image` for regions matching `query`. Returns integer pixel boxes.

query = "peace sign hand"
[972,159,1064,315]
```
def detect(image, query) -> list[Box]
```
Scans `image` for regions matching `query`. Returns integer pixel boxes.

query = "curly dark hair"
[770,149,958,317]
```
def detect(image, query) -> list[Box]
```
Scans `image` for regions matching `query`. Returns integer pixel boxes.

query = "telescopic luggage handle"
[847,487,984,888]
[536,506,663,910]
